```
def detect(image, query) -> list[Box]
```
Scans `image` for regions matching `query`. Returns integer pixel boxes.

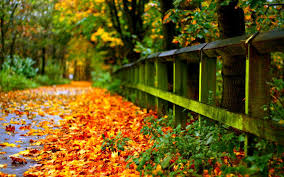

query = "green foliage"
[169,1,219,46]
[0,70,38,92]
[169,0,283,47]
[45,62,63,81]
[0,56,39,91]
[101,132,130,153]
[91,71,121,93]
[134,41,153,56]
[3,56,38,78]
[264,78,284,123]
[127,112,284,176]
[34,62,70,86]
[34,75,70,86]
[216,58,223,105]
[243,138,284,176]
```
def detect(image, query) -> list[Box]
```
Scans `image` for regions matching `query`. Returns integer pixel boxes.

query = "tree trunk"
[217,0,245,113]
[85,57,91,81]
[41,48,46,75]
[0,16,5,70]
[159,0,178,50]
[9,31,18,58]
[74,60,78,81]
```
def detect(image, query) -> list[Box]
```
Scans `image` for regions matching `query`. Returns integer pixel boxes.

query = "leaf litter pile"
[0,82,156,176]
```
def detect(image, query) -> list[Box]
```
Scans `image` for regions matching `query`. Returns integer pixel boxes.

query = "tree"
[0,0,19,69]
[159,0,178,50]
[217,0,246,113]
[105,0,150,61]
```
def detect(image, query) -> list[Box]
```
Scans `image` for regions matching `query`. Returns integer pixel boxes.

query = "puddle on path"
[0,86,92,176]
[0,112,62,176]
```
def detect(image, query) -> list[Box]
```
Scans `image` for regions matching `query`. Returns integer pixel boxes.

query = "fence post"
[129,67,134,100]
[155,58,168,115]
[173,57,188,127]
[134,64,139,104]
[138,62,145,107]
[145,60,156,110]
[199,53,216,124]
[199,54,216,105]
[123,69,128,97]
[245,42,271,155]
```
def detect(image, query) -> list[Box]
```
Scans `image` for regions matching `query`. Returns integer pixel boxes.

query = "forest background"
[0,0,283,89]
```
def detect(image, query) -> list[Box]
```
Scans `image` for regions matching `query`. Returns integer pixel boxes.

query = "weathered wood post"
[199,52,216,106]
[138,61,146,107]
[244,32,271,155]
[173,58,188,127]
[130,66,136,101]
[177,44,206,104]
[155,54,168,115]
[121,69,126,97]
[199,52,216,126]
[167,48,188,127]
[145,59,156,110]
[134,64,139,104]
[127,67,133,99]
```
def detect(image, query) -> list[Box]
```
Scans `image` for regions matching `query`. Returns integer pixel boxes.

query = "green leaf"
[161,153,173,169]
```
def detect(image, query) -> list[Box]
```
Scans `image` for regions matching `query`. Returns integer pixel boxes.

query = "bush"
[0,70,38,92]
[264,78,284,123]
[0,58,69,91]
[34,62,70,86]
[2,55,38,78]
[34,75,70,86]
[92,71,121,93]
[127,113,284,177]
[45,63,63,81]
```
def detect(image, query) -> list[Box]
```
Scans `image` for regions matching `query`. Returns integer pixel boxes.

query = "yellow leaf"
[0,142,16,147]
[0,164,7,168]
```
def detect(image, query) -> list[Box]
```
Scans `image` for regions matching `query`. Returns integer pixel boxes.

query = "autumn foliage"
[13,82,155,176]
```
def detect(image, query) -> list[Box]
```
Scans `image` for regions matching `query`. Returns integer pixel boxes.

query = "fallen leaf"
[10,156,27,164]
[0,164,7,168]
[0,142,16,147]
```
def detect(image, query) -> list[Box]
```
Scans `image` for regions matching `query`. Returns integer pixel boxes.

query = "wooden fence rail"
[113,29,284,146]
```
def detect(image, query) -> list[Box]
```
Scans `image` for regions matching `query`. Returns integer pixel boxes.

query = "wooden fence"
[113,29,284,146]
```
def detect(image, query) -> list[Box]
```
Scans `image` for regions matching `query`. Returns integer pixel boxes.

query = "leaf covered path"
[0,82,156,176]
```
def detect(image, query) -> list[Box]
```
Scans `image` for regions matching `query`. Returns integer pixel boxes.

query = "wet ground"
[0,82,92,176]
[0,112,62,176]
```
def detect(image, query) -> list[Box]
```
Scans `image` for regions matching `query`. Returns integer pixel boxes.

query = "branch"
[106,0,126,44]
[0,16,5,56]
[5,3,18,34]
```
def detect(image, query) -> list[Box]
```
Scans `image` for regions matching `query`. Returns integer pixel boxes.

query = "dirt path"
[0,82,155,176]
